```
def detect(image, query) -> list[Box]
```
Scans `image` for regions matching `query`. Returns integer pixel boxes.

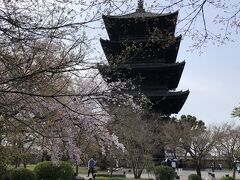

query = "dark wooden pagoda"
[99,0,189,115]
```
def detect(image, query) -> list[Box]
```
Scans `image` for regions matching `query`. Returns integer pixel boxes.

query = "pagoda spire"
[136,0,145,13]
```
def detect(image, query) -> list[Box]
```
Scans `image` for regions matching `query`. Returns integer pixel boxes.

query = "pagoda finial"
[136,0,145,13]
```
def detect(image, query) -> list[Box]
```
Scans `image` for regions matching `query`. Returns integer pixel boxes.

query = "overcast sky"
[177,35,240,125]
[169,0,240,125]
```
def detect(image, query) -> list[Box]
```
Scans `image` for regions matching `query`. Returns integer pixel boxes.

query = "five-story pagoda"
[99,0,189,115]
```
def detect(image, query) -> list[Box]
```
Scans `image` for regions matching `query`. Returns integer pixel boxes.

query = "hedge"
[154,166,176,180]
[220,177,235,180]
[6,168,36,180]
[188,174,201,180]
[33,161,74,180]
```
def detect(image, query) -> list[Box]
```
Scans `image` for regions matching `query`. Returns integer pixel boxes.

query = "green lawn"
[9,165,114,175]
[8,164,92,172]
[76,166,108,174]
[7,164,36,171]
[7,165,151,179]
[95,177,150,180]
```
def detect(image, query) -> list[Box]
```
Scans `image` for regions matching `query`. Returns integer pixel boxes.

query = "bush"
[96,174,126,178]
[0,146,8,179]
[8,168,36,180]
[34,161,74,180]
[220,177,235,180]
[154,166,176,180]
[188,174,201,180]
[0,165,7,179]
[95,177,125,180]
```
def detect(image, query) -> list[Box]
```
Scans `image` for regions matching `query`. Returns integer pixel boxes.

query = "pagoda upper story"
[102,11,178,41]
[99,0,189,115]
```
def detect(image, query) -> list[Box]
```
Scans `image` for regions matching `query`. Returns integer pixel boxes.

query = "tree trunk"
[133,169,142,179]
[195,160,202,178]
[109,157,114,176]
[132,162,144,179]
[227,158,233,169]
[15,157,21,168]
[196,166,201,178]
[233,162,236,179]
[134,174,141,179]
[98,153,108,170]
[75,165,79,175]
[23,161,27,168]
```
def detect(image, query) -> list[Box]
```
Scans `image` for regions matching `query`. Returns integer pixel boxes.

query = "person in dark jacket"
[87,157,96,178]
[165,158,172,167]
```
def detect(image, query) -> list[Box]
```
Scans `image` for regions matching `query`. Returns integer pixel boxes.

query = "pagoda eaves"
[98,61,185,90]
[99,7,189,115]
[103,11,178,41]
[100,36,181,65]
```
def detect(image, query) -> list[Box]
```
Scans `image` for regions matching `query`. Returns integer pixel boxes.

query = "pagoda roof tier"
[103,11,178,41]
[100,36,181,65]
[135,89,189,114]
[98,62,185,90]
[107,11,177,19]
[146,90,189,114]
[122,89,189,114]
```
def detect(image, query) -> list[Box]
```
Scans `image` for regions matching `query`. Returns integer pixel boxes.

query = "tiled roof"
[105,11,177,19]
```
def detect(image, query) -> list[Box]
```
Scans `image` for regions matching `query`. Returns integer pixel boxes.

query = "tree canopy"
[0,0,239,165]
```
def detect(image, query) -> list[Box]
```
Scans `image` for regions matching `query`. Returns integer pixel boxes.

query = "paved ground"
[176,169,238,180]
[78,169,240,180]
[125,169,240,180]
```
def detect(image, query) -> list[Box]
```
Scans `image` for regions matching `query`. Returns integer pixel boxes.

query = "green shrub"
[0,165,7,179]
[9,168,36,180]
[154,166,176,180]
[95,177,125,180]
[188,174,201,180]
[1,169,12,180]
[0,146,8,179]
[34,161,74,180]
[220,177,235,180]
[96,174,126,178]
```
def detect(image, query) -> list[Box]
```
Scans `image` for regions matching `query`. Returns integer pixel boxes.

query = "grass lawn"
[76,166,108,174]
[26,164,36,171]
[7,164,36,171]
[95,178,150,180]
[8,165,148,179]
[8,164,111,174]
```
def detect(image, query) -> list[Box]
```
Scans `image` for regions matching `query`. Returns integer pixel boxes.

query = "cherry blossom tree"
[143,0,240,50]
[106,105,163,179]
[0,0,133,166]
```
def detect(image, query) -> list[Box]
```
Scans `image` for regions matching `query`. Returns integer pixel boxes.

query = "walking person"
[178,159,183,176]
[166,158,172,167]
[218,163,222,170]
[87,156,96,179]
[211,161,215,172]
[171,159,176,171]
